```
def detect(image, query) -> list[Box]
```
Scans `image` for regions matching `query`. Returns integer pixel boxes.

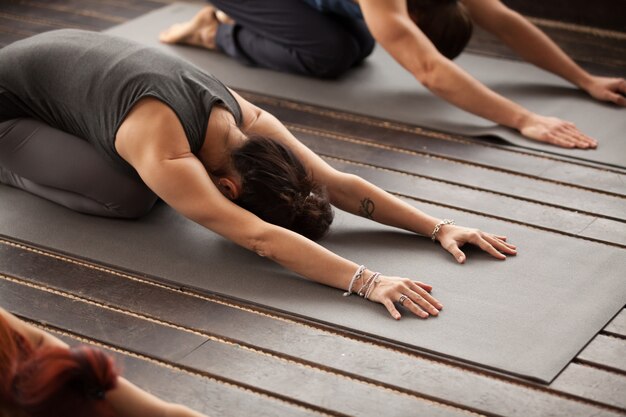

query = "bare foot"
[159,6,219,50]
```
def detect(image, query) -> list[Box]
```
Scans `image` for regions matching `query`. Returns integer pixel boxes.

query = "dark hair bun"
[292,185,334,241]
[232,136,334,240]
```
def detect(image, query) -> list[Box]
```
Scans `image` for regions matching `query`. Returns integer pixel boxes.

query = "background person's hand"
[368,276,442,320]
[519,114,597,149]
[583,76,626,106]
[435,225,517,264]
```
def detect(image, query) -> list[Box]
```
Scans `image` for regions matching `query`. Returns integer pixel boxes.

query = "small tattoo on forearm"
[358,197,375,219]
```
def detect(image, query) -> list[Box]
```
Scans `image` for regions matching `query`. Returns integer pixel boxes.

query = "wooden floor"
[0,1,625,416]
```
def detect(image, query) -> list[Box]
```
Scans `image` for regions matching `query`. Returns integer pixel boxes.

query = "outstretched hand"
[435,224,517,264]
[368,276,442,320]
[519,114,597,149]
[583,76,626,107]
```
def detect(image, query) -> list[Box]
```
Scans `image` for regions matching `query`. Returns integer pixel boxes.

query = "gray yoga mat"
[105,3,626,169]
[1,184,625,383]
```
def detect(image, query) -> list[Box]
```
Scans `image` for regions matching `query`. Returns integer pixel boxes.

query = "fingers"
[606,91,626,107]
[408,282,443,312]
[544,123,597,149]
[483,234,517,255]
[414,281,433,292]
[375,278,441,320]
[383,299,401,321]
[608,78,626,106]
[468,233,507,260]
[444,241,466,264]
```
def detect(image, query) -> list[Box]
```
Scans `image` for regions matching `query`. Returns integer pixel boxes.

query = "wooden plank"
[179,339,471,417]
[605,309,626,337]
[1,240,623,417]
[0,2,117,29]
[0,276,469,417]
[502,0,626,32]
[551,363,626,410]
[576,219,626,246]
[249,95,626,196]
[23,0,151,20]
[0,278,208,362]
[578,335,626,373]
[51,332,325,417]
[290,127,626,224]
[468,24,626,75]
[326,159,626,246]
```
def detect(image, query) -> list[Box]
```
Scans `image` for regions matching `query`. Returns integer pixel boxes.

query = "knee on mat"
[300,37,368,78]
[110,191,158,219]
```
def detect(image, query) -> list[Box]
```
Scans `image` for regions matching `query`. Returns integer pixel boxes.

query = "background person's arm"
[464,0,626,106]
[358,0,596,149]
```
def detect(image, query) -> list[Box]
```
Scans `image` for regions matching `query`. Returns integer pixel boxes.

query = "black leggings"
[212,0,375,78]
[0,118,157,218]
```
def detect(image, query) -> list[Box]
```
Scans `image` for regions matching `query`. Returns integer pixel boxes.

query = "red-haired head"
[0,314,118,417]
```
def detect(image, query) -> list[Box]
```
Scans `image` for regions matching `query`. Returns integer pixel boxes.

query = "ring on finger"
[398,294,409,305]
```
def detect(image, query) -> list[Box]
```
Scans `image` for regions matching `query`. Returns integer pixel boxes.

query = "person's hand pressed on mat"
[0,307,208,417]
[358,0,607,149]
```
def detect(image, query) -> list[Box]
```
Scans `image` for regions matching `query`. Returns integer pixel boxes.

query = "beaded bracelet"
[431,219,455,242]
[343,265,366,296]
[358,271,380,298]
[364,273,381,300]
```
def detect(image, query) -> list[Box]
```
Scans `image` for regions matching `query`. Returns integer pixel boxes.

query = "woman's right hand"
[519,113,597,149]
[367,275,443,320]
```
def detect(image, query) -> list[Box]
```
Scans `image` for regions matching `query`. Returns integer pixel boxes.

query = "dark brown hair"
[407,0,473,59]
[232,136,334,241]
[0,314,118,417]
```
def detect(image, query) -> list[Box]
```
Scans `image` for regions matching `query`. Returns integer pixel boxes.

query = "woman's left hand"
[435,225,517,263]
[583,76,626,107]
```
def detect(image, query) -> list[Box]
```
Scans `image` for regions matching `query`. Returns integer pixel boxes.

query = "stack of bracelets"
[343,265,382,300]
[343,219,455,300]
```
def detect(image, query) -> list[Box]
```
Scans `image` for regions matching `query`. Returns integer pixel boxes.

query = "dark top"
[301,0,363,18]
[0,29,242,172]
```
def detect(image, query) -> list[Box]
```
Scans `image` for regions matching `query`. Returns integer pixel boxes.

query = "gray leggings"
[0,118,158,218]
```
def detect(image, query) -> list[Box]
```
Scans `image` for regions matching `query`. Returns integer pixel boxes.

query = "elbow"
[412,56,450,95]
[245,225,277,259]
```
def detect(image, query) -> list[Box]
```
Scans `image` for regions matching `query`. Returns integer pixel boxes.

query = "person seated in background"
[161,0,626,149]
[0,307,207,417]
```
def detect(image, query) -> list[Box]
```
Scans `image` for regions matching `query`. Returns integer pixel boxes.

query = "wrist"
[431,219,455,242]
[512,109,535,132]
[575,73,595,92]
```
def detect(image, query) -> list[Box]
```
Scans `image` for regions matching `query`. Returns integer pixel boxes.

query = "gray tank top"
[0,29,242,172]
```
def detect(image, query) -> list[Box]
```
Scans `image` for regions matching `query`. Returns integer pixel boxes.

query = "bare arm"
[233,90,516,265]
[0,307,68,349]
[113,97,455,319]
[358,0,596,148]
[464,0,626,106]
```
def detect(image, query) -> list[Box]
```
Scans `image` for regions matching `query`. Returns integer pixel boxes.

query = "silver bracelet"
[431,219,455,242]
[343,265,366,297]
[358,271,379,298]
[364,273,381,300]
